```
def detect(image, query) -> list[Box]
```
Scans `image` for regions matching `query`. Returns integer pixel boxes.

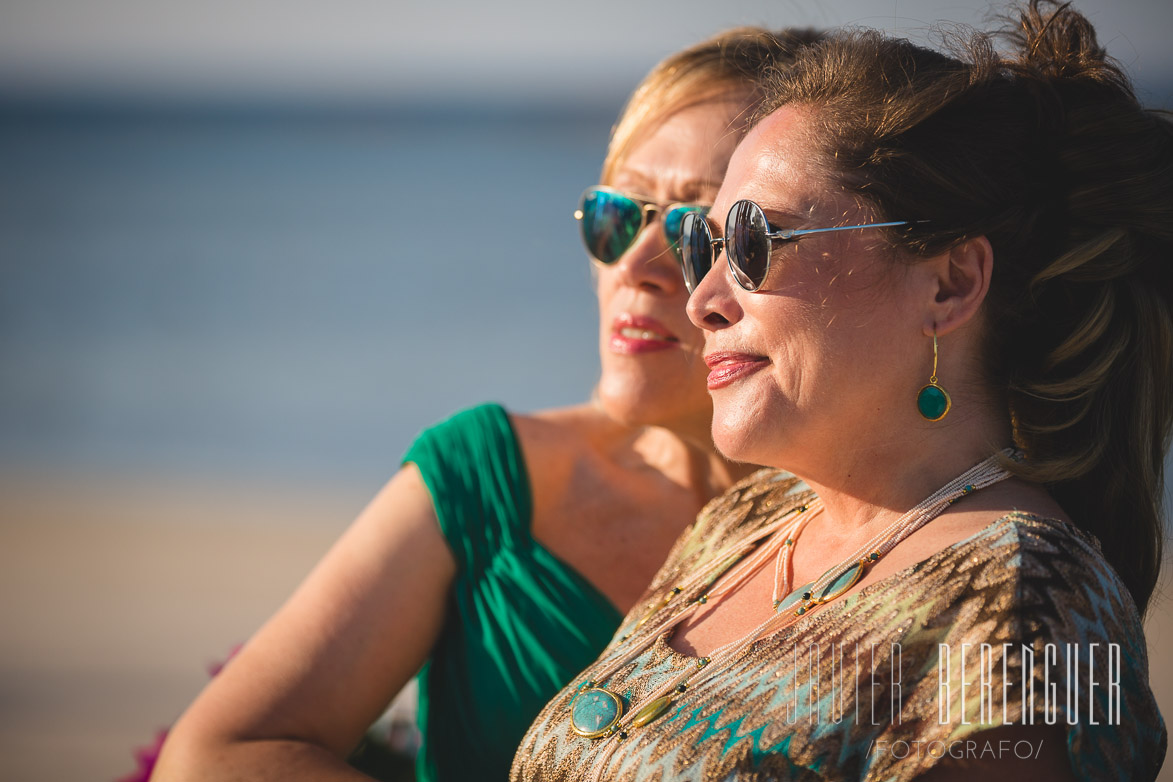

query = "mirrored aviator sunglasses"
[680,200,914,293]
[574,186,709,265]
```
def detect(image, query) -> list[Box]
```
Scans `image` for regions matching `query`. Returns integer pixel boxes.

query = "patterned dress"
[510,470,1166,781]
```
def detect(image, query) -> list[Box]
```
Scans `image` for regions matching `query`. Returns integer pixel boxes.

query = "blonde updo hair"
[755,1,1173,614]
[600,27,824,186]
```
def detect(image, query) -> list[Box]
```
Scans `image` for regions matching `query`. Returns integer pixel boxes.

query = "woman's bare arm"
[152,464,455,781]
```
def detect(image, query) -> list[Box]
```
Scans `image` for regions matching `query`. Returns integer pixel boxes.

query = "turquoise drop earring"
[916,332,951,421]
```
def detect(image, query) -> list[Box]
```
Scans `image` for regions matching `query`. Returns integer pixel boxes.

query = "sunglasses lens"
[679,211,713,294]
[663,204,708,261]
[578,188,643,264]
[727,200,771,291]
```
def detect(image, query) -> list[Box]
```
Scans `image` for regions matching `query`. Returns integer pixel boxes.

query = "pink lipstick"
[703,351,770,389]
[609,314,679,355]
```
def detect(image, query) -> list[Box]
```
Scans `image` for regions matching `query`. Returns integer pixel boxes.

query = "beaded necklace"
[567,450,1017,758]
[779,451,1017,617]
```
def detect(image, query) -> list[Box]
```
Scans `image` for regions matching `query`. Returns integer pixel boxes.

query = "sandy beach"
[2,469,1171,781]
[0,469,364,781]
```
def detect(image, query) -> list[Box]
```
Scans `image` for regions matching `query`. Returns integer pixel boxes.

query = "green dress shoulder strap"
[403,403,624,782]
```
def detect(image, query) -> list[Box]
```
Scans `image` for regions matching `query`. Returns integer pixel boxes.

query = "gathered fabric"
[405,403,624,782]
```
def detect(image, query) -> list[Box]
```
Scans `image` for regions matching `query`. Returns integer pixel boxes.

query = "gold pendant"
[570,687,624,738]
[776,581,814,613]
[815,561,865,603]
[630,696,674,728]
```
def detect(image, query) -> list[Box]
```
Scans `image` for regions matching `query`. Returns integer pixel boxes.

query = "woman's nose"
[686,248,741,330]
[610,216,685,295]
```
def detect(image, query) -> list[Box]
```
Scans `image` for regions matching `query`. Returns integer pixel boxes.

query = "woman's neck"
[791,411,1012,546]
[586,395,758,504]
[620,422,759,506]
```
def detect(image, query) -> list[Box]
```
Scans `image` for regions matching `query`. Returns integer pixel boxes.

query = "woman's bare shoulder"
[509,404,621,481]
[512,403,618,443]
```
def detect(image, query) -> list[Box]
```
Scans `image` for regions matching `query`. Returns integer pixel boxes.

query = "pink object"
[115,728,168,782]
[206,643,243,677]
[117,644,241,781]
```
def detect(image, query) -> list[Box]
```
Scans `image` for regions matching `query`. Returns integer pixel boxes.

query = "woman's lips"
[609,314,680,355]
[704,351,770,389]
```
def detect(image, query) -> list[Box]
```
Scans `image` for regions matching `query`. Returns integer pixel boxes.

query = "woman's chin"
[710,428,751,464]
[710,404,780,467]
[595,379,710,434]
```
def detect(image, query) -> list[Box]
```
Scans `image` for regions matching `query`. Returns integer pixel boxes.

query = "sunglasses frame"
[680,200,913,292]
[574,185,710,266]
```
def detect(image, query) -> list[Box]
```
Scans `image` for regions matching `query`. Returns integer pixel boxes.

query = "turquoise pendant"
[917,383,951,421]
[816,561,865,602]
[776,581,814,613]
[570,687,624,738]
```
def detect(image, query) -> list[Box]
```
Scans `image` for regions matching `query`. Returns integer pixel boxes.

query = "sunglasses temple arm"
[772,220,912,240]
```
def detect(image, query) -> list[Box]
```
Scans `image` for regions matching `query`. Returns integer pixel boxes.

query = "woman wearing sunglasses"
[151,27,821,782]
[512,3,1168,780]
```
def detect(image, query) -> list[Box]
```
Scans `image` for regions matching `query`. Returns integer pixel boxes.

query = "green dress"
[403,403,624,782]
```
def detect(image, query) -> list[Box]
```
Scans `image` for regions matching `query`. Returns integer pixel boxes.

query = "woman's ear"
[921,235,993,337]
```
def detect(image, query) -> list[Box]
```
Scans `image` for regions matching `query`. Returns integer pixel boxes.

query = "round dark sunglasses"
[679,200,912,293]
[574,186,709,265]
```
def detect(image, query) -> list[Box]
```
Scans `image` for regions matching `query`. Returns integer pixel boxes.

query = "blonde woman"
[152,28,821,782]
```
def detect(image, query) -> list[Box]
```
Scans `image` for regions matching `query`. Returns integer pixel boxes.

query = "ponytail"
[1001,0,1173,615]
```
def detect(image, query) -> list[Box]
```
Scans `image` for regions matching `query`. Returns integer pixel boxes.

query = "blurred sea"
[3,93,1173,503]
[0,100,619,490]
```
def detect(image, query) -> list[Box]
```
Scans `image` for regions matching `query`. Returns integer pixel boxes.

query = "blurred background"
[1,1,1171,779]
